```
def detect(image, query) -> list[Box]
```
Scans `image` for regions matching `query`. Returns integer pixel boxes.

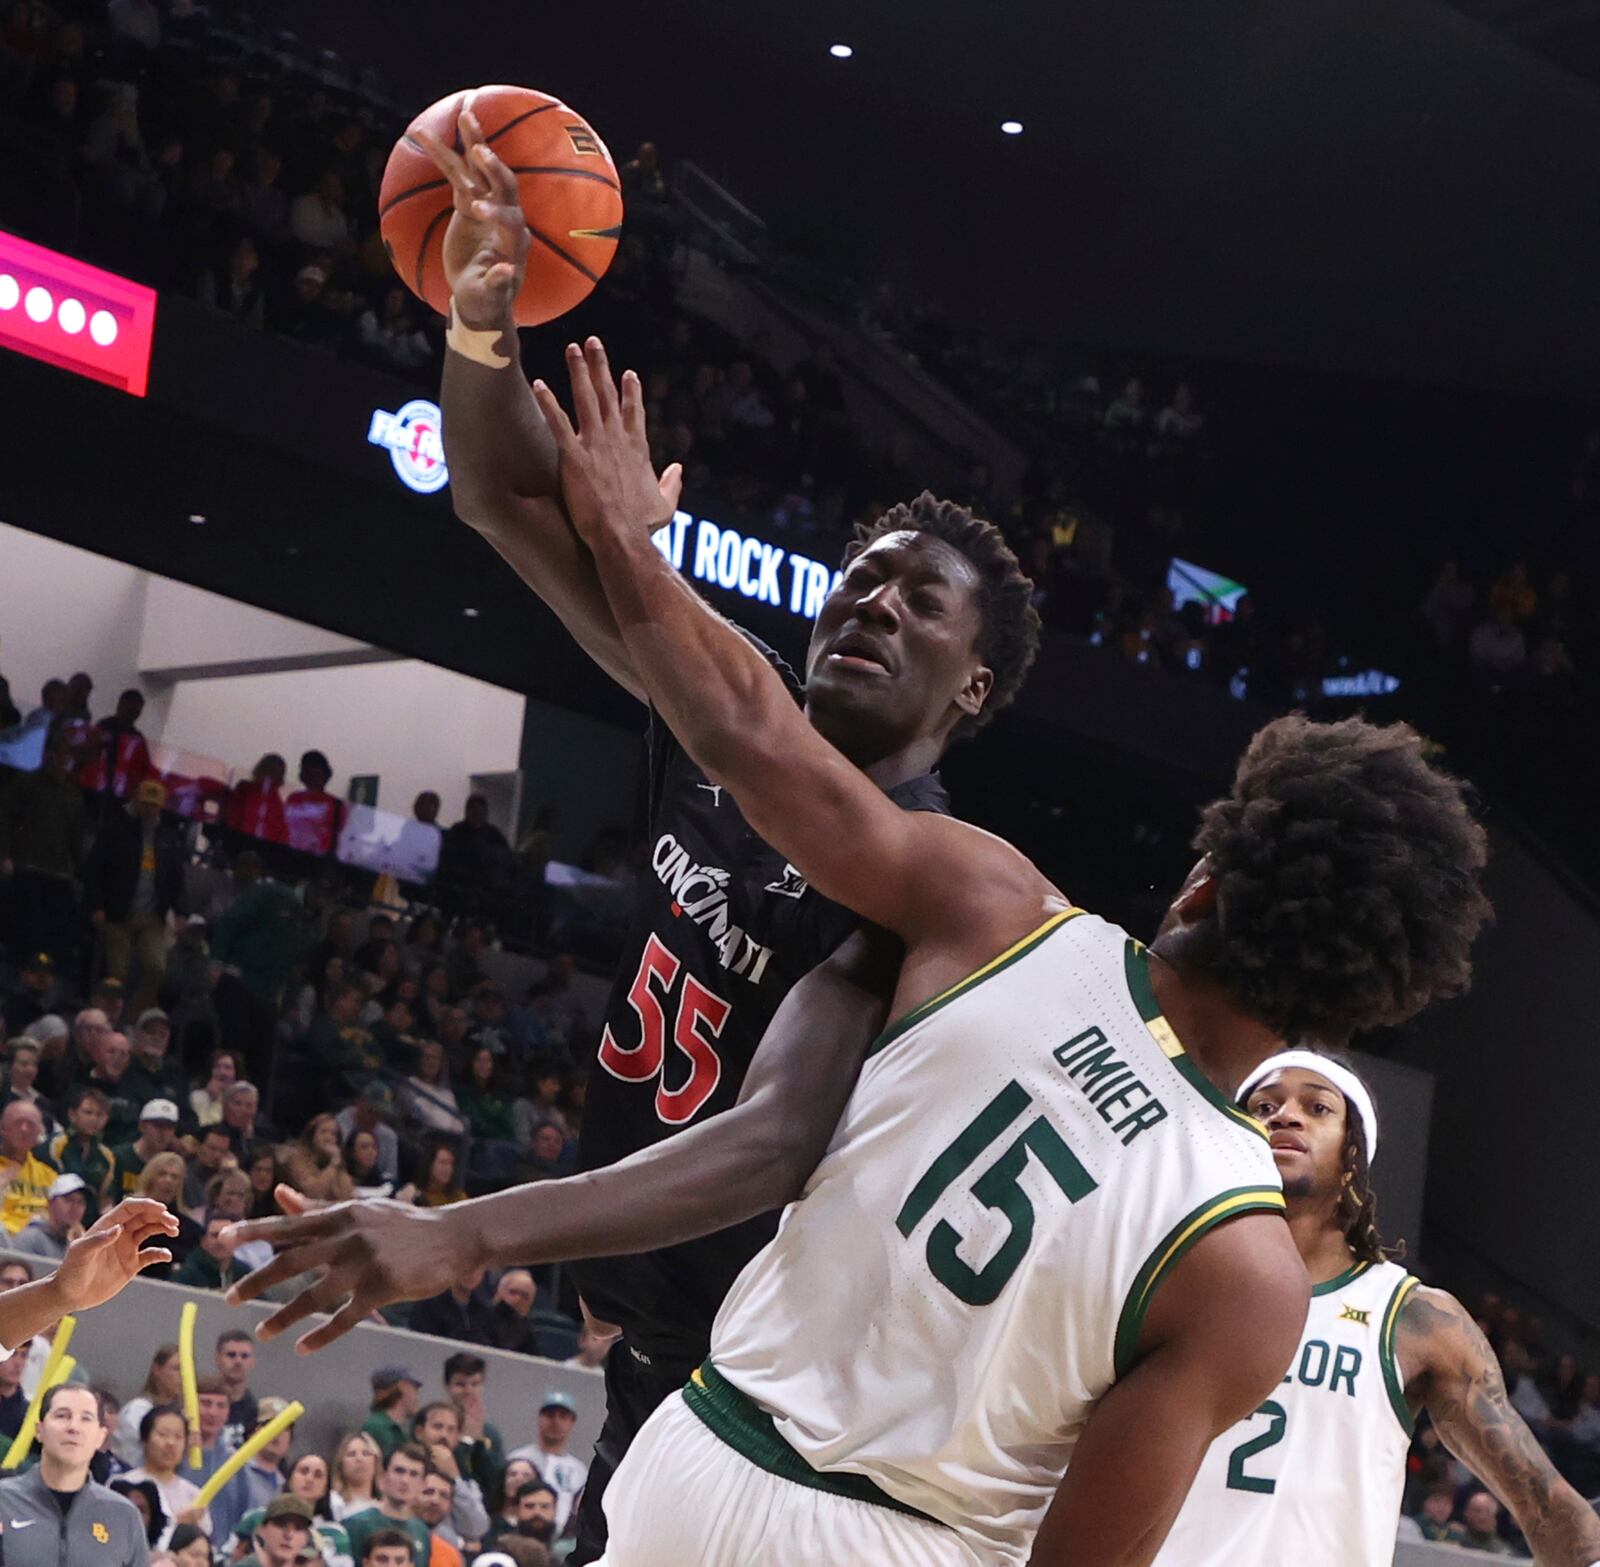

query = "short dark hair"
[846,491,1040,737]
[388,1441,428,1471]
[41,1382,97,1421]
[1191,715,1491,1040]
[70,1086,110,1113]
[139,1402,186,1443]
[443,1352,486,1381]
[414,1401,458,1430]
[216,1328,254,1352]
[362,1529,414,1561]
[512,1480,557,1505]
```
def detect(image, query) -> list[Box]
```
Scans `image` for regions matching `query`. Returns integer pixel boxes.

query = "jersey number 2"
[895,1080,1098,1306]
[597,933,732,1125]
[1225,1401,1288,1494]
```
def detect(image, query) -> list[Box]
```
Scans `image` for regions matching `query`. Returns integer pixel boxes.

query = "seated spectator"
[441,1356,504,1506]
[411,1471,465,1567]
[343,1443,431,1567]
[21,1015,71,1106]
[408,1404,489,1550]
[357,288,434,374]
[523,1125,571,1180]
[113,1097,181,1195]
[280,1114,355,1204]
[458,1049,515,1143]
[137,1152,202,1270]
[410,1268,495,1345]
[370,994,424,1077]
[9,1170,87,1261]
[291,169,353,253]
[1448,1489,1517,1555]
[235,1493,315,1567]
[198,236,266,330]
[304,981,382,1108]
[189,1050,242,1128]
[110,1477,165,1549]
[362,1371,422,1464]
[244,1144,282,1219]
[173,1213,245,1290]
[50,1087,117,1221]
[112,1347,181,1467]
[178,1377,233,1489]
[124,1011,186,1107]
[512,1064,568,1148]
[2,1041,57,1139]
[415,1142,467,1209]
[213,1330,258,1450]
[231,1454,348,1567]
[183,1125,236,1212]
[331,1433,383,1522]
[405,1044,466,1139]
[345,1128,410,1201]
[0,1342,26,1440]
[220,1081,268,1153]
[485,1271,538,1358]
[166,1524,211,1567]
[487,1483,556,1552]
[91,977,128,1033]
[202,1168,273,1272]
[356,1529,418,1567]
[209,1398,294,1544]
[479,1460,534,1544]
[0,1099,57,1235]
[506,1395,585,1537]
[240,149,290,246]
[337,1085,402,1186]
[523,956,588,1059]
[123,1405,207,1546]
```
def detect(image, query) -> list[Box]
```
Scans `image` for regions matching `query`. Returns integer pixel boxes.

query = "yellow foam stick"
[2,1316,78,1469]
[193,1400,304,1510]
[179,1301,201,1468]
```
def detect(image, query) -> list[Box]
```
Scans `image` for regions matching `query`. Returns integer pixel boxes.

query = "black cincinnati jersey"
[574,637,950,1357]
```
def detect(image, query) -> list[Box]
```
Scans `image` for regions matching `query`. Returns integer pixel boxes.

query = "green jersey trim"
[1122,941,1270,1143]
[1378,1273,1420,1434]
[864,908,1084,1060]
[683,1362,945,1525]
[1113,1185,1288,1378]
[1310,1259,1373,1297]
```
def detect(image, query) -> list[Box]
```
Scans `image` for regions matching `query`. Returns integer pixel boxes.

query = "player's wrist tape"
[447,299,512,369]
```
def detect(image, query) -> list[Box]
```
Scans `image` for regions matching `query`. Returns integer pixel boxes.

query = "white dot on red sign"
[58,298,86,335]
[0,275,17,311]
[25,286,53,323]
[89,309,118,346]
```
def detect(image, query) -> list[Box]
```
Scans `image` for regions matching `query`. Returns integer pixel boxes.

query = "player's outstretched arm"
[222,929,901,1352]
[420,101,675,702]
[532,339,1050,946]
[0,1199,178,1351]
[1030,1214,1307,1567]
[1400,1286,1600,1565]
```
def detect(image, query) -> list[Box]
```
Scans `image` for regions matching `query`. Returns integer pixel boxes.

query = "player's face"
[1243,1067,1348,1200]
[804,532,991,748]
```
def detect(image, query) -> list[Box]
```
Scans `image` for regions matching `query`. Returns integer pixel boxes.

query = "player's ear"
[1172,862,1218,924]
[955,662,994,722]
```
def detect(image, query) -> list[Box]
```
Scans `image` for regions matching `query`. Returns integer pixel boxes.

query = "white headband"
[1236,1050,1379,1163]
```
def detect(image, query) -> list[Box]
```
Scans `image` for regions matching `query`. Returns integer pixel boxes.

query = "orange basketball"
[379,84,623,327]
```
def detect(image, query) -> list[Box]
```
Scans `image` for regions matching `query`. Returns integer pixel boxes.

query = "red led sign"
[0,228,157,396]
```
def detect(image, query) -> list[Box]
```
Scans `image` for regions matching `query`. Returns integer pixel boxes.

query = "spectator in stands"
[2,1040,56,1137]
[302,980,381,1114]
[136,1152,200,1264]
[499,1483,556,1550]
[21,1015,71,1106]
[439,800,511,925]
[523,957,587,1058]
[410,1267,495,1344]
[210,854,305,1087]
[243,1145,280,1219]
[507,1395,584,1537]
[216,1330,259,1449]
[344,1443,431,1567]
[209,1397,294,1543]
[179,1376,233,1488]
[1451,1489,1517,1555]
[1,1385,148,1567]
[458,1049,515,1144]
[344,1129,405,1200]
[199,236,266,330]
[0,1099,55,1235]
[332,1433,383,1521]
[219,1078,267,1153]
[409,1404,490,1550]
[415,1142,467,1209]
[281,1114,355,1204]
[284,752,344,858]
[124,1011,184,1106]
[172,1212,242,1289]
[235,1493,315,1567]
[291,169,353,253]
[204,1169,273,1272]
[0,732,87,965]
[442,1355,505,1502]
[92,978,127,1032]
[412,1470,466,1565]
[49,1087,116,1221]
[358,288,434,374]
[0,1342,26,1440]
[85,1031,138,1145]
[1502,1339,1552,1427]
[2,953,56,1036]
[182,1125,234,1211]
[124,1405,206,1546]
[523,1124,570,1180]
[9,1170,87,1261]
[112,1097,179,1195]
[230,1451,348,1566]
[228,760,287,845]
[337,1083,401,1185]
[240,150,290,246]
[356,1529,416,1567]
[189,1049,241,1128]
[362,1370,423,1463]
[1412,1481,1459,1541]
[484,1270,538,1358]
[405,1042,466,1139]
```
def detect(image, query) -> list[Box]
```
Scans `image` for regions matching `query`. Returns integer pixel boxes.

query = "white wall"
[162,660,525,822]
[0,519,151,715]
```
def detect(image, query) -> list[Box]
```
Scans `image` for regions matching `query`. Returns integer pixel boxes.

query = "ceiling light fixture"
[463,607,481,618]
[829,43,853,59]
[1001,120,1024,135]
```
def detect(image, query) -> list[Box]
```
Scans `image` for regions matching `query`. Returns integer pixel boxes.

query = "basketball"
[379,83,623,327]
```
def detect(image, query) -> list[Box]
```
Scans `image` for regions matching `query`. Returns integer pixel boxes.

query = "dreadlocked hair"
[1193,714,1491,1040]
[1337,1108,1403,1265]
[848,491,1040,737]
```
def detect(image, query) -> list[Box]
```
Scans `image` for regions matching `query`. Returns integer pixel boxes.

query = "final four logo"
[367,399,449,494]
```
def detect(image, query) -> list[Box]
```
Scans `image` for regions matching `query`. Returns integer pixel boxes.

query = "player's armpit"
[1401,1286,1600,1564]
[1030,1213,1307,1567]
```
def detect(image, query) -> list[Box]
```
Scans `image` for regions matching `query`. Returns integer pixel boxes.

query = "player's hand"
[413,96,531,330]
[532,338,684,547]
[55,1198,179,1311]
[221,1184,476,1352]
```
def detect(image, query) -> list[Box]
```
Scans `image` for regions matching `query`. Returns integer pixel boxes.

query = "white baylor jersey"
[1153,1259,1419,1567]
[699,909,1285,1566]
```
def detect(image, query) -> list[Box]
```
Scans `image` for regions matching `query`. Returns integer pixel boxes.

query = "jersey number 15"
[598,933,732,1125]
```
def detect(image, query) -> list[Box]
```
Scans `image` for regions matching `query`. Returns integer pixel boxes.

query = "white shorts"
[596,1390,983,1567]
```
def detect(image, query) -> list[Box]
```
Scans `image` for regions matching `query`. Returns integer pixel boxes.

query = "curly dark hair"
[847,491,1040,736]
[1193,714,1491,1040]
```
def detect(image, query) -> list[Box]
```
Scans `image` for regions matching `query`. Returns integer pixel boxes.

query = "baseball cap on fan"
[48,1173,88,1200]
[140,1099,180,1123]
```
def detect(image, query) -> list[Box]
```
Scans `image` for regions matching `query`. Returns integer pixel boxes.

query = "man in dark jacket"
[0,734,87,967]
[85,779,186,1018]
[0,1383,148,1567]
[407,1268,498,1346]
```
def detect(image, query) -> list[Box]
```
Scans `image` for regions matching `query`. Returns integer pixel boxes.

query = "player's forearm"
[0,1271,72,1351]
[1518,1484,1600,1565]
[441,314,560,514]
